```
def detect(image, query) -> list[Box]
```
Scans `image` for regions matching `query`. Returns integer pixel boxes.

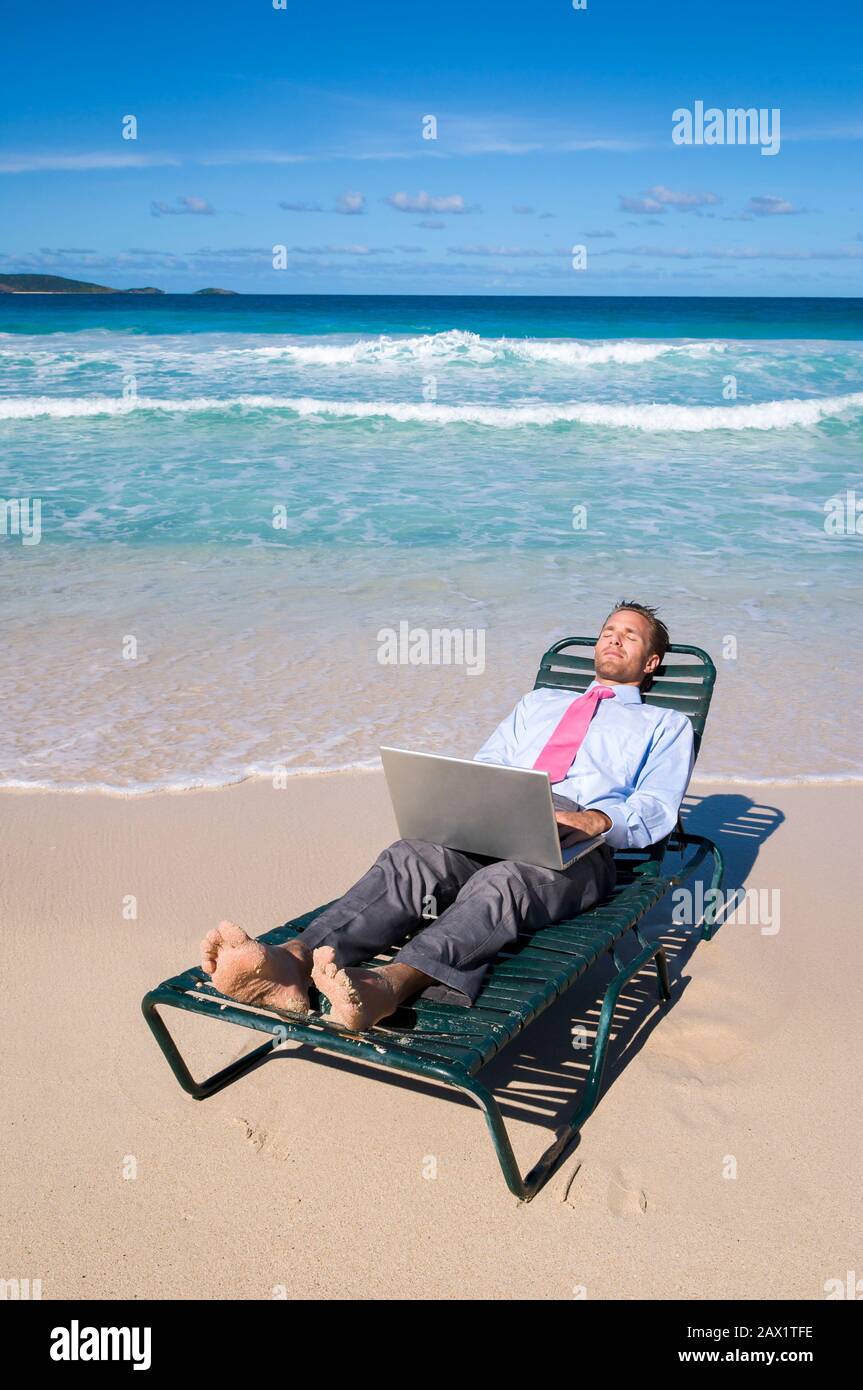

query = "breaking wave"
[248,329,728,367]
[5,389,862,431]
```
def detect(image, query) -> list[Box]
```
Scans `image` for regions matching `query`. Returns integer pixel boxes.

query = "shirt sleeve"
[585,713,695,850]
[473,692,534,765]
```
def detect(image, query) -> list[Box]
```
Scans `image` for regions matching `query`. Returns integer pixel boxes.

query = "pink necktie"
[532,686,615,783]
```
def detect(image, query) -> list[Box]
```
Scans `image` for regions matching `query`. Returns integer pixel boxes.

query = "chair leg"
[142,993,278,1100]
[457,937,672,1203]
[655,945,672,1001]
[456,1075,582,1204]
[702,841,726,940]
[567,939,666,1132]
[673,831,726,940]
[456,1076,532,1201]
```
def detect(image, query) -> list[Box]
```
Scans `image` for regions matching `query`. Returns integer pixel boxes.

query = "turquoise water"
[4,294,862,339]
[1,295,861,789]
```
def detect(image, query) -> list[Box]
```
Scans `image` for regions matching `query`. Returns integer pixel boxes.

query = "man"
[201,601,695,1031]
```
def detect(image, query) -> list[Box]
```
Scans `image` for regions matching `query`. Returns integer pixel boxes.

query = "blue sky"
[1,0,862,295]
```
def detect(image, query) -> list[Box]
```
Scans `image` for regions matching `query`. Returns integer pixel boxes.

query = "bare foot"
[311,945,406,1031]
[200,920,313,1015]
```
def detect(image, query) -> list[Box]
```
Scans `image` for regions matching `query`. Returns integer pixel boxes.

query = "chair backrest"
[533,637,717,762]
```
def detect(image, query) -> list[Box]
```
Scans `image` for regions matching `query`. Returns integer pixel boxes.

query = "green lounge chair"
[142,637,724,1202]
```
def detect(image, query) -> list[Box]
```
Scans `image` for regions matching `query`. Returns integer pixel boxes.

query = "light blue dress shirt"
[474,678,695,851]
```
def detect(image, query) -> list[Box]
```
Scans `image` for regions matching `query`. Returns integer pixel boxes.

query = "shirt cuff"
[584,797,631,850]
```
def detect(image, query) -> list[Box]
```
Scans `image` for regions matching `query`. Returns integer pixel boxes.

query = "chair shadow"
[258,791,784,1183]
[476,792,785,1136]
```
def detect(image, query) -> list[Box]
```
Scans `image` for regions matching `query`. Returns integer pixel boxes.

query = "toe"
[216,919,249,948]
[312,946,338,977]
[200,933,218,973]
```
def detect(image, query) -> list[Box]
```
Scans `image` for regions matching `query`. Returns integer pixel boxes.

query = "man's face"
[594,609,660,685]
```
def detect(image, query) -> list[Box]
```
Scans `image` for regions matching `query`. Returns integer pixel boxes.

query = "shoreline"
[2,764,863,798]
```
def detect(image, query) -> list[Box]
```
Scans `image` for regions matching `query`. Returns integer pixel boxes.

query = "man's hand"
[555,808,612,837]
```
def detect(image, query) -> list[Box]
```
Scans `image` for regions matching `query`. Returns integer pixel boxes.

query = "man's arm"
[554,806,613,837]
[582,714,695,850]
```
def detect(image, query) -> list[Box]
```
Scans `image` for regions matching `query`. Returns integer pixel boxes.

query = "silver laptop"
[379,747,607,871]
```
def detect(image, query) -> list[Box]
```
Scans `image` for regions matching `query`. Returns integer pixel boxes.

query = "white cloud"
[151,196,215,217]
[290,244,386,255]
[459,140,543,155]
[335,191,366,215]
[386,191,478,214]
[621,185,720,214]
[560,139,642,152]
[746,195,804,216]
[0,248,189,273]
[648,184,720,209]
[599,243,863,261]
[200,151,312,166]
[353,150,420,161]
[449,245,564,257]
[0,152,181,173]
[620,195,665,214]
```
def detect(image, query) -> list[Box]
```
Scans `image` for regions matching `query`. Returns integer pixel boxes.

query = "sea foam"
[247,330,728,367]
[4,390,862,430]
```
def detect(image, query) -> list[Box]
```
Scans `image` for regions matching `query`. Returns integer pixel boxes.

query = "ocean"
[1,293,861,791]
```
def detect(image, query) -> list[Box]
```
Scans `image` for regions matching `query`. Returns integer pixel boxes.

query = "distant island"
[0,274,238,295]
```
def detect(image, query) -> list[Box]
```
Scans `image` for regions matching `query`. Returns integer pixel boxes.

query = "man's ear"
[644,652,661,676]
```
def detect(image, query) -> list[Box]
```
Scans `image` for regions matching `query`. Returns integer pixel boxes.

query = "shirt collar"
[585,677,643,705]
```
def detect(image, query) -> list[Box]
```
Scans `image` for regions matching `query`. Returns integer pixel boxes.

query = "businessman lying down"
[201,600,694,1030]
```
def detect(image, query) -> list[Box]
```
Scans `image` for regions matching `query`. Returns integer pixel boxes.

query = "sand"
[1,772,860,1300]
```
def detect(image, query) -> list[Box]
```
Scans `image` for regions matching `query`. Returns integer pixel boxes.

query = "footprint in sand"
[644,1017,752,1076]
[607,1166,649,1216]
[560,1162,648,1216]
[232,1116,295,1163]
[234,1116,269,1152]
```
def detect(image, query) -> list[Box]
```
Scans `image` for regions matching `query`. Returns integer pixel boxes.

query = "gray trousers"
[299,795,617,1008]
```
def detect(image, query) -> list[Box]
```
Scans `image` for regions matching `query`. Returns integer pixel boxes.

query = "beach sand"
[1,772,859,1300]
